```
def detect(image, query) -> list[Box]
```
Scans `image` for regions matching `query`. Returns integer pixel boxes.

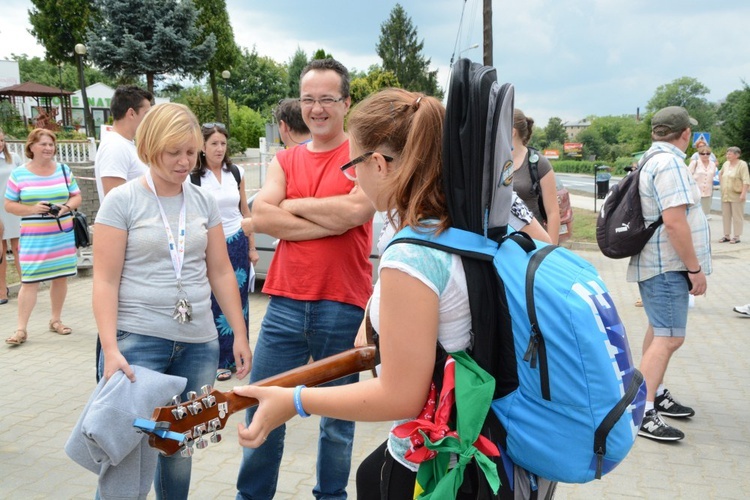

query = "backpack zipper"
[593,369,644,479]
[524,245,556,401]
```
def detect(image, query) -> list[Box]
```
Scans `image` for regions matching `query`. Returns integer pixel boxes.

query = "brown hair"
[513,108,534,146]
[347,88,449,232]
[24,128,57,159]
[193,123,233,177]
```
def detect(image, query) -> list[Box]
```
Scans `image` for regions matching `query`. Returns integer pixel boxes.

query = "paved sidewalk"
[1,206,748,499]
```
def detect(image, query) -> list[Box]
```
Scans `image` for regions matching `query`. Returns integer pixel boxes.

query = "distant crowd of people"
[2,56,749,499]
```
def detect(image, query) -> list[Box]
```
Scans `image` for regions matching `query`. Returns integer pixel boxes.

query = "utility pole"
[483,0,493,66]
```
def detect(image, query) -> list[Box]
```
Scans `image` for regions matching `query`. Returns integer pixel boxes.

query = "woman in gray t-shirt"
[92,103,252,498]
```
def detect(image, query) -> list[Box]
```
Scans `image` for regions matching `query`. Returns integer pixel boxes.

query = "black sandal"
[719,236,731,243]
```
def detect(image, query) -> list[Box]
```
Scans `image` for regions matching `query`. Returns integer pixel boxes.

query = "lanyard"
[145,171,186,287]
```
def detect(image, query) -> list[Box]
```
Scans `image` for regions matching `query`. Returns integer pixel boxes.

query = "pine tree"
[376,4,441,97]
[87,0,216,93]
[192,0,240,122]
[286,48,308,98]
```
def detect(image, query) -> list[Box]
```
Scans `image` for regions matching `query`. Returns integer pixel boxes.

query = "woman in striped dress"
[3,129,82,346]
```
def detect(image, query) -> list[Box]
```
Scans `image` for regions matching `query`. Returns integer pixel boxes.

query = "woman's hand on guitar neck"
[234,385,297,448]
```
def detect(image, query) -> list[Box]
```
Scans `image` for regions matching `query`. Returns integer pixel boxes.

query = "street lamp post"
[74,43,95,137]
[450,43,480,67]
[57,62,67,126]
[221,70,231,133]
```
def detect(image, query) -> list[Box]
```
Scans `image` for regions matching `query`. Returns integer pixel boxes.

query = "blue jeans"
[236,296,364,500]
[97,331,219,500]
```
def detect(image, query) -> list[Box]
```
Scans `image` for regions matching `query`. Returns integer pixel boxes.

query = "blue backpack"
[390,226,647,483]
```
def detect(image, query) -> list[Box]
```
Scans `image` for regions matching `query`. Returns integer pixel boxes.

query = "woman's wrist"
[293,385,311,418]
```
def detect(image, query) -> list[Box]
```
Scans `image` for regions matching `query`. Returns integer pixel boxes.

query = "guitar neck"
[224,345,377,415]
[143,344,377,456]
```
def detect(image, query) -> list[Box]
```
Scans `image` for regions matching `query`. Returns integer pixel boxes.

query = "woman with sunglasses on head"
[233,88,534,498]
[191,122,258,381]
[687,145,717,219]
[93,103,252,498]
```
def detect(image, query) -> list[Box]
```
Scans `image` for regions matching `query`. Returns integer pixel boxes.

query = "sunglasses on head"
[202,122,226,130]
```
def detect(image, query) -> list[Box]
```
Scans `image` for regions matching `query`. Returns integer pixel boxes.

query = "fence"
[7,139,97,165]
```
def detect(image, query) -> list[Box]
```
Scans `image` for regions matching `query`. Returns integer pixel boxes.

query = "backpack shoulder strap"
[228,163,242,190]
[527,147,541,196]
[388,226,497,261]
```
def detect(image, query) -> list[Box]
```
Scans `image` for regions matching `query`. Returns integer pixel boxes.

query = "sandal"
[730,238,740,244]
[6,329,27,346]
[216,369,232,381]
[719,236,731,243]
[49,320,72,335]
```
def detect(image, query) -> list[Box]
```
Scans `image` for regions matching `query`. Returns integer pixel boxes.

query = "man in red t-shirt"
[237,59,375,500]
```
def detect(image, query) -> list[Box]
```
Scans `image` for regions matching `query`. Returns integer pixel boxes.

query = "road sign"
[692,132,710,146]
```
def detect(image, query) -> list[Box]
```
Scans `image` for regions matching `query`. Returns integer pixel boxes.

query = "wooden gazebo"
[0,81,73,129]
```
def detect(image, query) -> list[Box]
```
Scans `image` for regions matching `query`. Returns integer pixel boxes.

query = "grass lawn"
[569,207,598,243]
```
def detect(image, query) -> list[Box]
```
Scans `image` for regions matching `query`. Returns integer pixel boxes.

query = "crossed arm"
[251,158,375,241]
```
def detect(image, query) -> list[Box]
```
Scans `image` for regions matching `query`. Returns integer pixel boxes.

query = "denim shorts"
[638,271,690,337]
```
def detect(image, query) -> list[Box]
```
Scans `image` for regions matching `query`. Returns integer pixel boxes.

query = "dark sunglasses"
[698,153,711,156]
[339,151,393,181]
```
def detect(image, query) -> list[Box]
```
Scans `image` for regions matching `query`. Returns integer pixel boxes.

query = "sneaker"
[733,304,750,316]
[654,389,695,418]
[638,410,684,441]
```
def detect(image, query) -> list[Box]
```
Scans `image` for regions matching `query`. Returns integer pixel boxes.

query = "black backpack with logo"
[596,151,666,259]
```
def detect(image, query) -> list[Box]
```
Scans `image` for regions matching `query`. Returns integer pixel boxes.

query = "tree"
[646,77,716,132]
[544,117,567,145]
[28,0,99,64]
[12,54,117,91]
[312,49,333,60]
[192,0,241,122]
[286,47,308,98]
[87,0,216,93]
[719,84,750,155]
[228,47,287,113]
[350,65,400,104]
[376,4,441,97]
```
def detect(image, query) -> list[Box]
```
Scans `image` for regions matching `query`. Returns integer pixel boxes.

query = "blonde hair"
[347,88,449,232]
[136,103,202,169]
[24,128,57,159]
[0,127,11,164]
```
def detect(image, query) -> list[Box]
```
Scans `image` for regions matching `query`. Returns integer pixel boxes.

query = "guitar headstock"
[136,385,242,457]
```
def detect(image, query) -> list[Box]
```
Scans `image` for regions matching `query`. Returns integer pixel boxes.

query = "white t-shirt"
[196,166,244,237]
[95,131,148,203]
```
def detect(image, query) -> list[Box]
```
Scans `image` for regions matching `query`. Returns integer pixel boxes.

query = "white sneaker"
[733,304,750,316]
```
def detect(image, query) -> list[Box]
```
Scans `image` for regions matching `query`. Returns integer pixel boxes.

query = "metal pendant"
[173,297,193,324]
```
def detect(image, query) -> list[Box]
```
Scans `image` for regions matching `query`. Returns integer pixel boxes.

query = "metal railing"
[7,139,97,164]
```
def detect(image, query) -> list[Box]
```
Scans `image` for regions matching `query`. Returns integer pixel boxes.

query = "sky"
[2,0,749,126]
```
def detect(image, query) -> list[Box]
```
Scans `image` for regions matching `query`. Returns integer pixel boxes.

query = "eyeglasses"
[339,151,393,181]
[202,122,226,130]
[299,97,345,108]
[699,153,711,156]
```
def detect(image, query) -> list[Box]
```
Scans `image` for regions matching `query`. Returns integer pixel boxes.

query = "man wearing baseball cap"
[628,106,711,442]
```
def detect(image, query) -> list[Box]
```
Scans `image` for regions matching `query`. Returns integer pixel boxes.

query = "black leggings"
[356,440,416,500]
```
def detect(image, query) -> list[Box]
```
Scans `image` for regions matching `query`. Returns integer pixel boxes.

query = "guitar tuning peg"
[210,431,222,444]
[180,445,194,458]
[201,385,213,395]
[196,437,208,450]
[171,395,182,405]
[187,391,197,401]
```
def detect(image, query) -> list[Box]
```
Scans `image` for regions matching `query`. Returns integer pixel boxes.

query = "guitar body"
[138,345,377,456]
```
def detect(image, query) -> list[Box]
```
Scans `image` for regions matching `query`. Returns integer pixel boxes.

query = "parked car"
[248,193,385,284]
[556,178,573,243]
